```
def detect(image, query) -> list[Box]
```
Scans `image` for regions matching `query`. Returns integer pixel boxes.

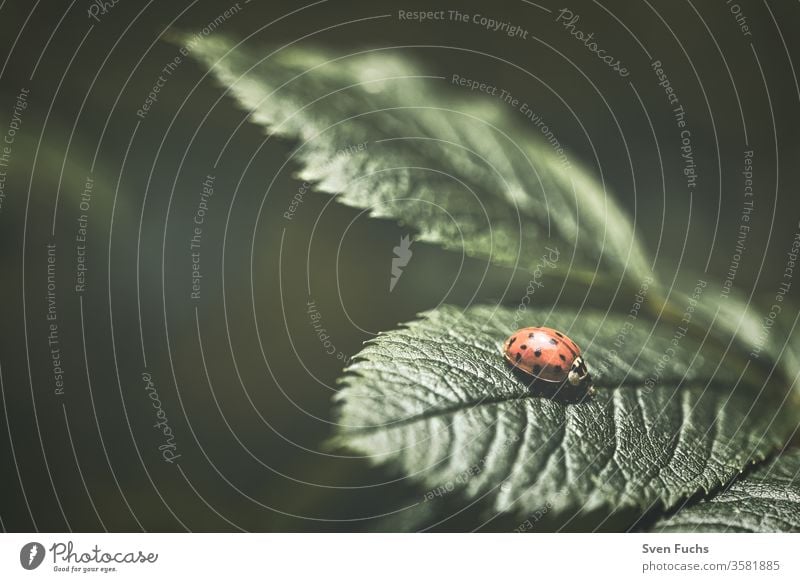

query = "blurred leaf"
[187,37,652,285]
[333,305,798,521]
[653,450,800,532]
[672,283,798,390]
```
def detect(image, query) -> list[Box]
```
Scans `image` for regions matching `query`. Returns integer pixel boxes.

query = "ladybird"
[502,327,594,393]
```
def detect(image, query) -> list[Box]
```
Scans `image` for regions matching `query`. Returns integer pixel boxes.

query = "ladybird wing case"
[503,327,589,388]
[503,327,567,382]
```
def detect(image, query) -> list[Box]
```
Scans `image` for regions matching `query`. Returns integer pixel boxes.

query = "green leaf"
[186,37,652,285]
[185,36,800,527]
[333,305,798,520]
[653,450,800,532]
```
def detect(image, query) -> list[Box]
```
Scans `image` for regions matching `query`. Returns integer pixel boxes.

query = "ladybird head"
[567,356,591,387]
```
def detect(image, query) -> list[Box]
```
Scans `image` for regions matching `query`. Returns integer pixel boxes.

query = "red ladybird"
[502,327,594,393]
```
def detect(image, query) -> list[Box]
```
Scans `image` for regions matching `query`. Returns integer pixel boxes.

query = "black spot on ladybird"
[520,344,527,350]
[508,336,516,346]
[549,338,558,345]
[515,353,522,362]
[528,332,535,338]
[555,331,564,338]
[559,354,566,361]
[534,349,542,357]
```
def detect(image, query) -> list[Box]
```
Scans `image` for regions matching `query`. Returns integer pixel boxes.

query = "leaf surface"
[334,305,798,517]
[188,38,652,284]
[654,450,800,532]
